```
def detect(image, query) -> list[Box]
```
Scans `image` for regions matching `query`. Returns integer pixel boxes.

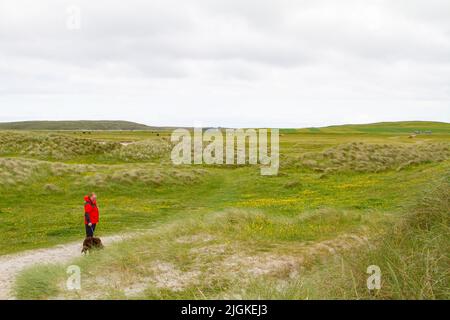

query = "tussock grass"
[0,132,119,160]
[0,158,94,187]
[277,177,450,300]
[0,132,171,162]
[294,142,450,173]
[0,157,206,189]
[43,183,63,193]
[83,167,205,188]
[15,264,66,300]
[108,139,172,162]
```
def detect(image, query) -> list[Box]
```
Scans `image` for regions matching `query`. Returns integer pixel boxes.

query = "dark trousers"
[85,224,96,237]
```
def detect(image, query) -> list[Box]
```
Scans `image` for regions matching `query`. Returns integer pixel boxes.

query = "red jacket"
[84,196,99,225]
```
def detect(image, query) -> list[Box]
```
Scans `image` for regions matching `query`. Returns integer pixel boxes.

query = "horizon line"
[0,119,449,130]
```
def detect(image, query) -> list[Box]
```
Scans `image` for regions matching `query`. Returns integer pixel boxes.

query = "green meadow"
[1,121,449,299]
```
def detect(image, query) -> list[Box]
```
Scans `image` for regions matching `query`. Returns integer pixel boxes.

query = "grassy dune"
[1,121,449,299]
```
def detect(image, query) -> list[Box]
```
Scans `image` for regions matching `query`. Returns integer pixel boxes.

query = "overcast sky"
[1,0,449,127]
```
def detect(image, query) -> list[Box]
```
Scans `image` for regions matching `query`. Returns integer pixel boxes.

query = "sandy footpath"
[0,234,134,300]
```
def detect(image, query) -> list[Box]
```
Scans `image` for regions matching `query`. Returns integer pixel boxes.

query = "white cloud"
[0,0,449,127]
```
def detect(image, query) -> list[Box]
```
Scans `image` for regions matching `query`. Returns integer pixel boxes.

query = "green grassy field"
[1,121,449,299]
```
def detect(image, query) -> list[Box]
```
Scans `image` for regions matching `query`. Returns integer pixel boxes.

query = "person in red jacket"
[84,193,99,238]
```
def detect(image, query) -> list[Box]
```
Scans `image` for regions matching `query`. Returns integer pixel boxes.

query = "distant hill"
[301,121,450,134]
[0,120,155,131]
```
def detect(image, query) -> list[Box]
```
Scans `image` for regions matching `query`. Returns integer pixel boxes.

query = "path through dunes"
[0,233,137,299]
[1,228,371,300]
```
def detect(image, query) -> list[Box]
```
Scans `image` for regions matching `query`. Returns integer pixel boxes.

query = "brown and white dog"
[82,236,104,254]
